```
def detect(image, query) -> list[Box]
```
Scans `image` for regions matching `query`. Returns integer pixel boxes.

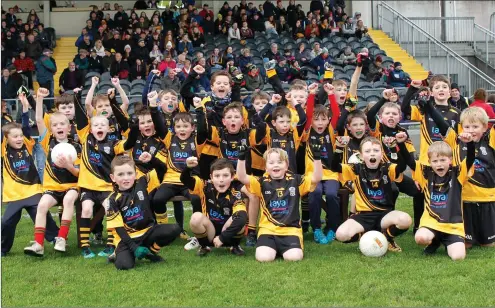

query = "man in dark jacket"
[132,39,150,64]
[25,33,42,60]
[35,49,57,108]
[249,13,265,33]
[88,49,104,74]
[110,52,130,78]
[263,0,275,18]
[263,43,282,61]
[449,83,470,111]
[105,31,125,54]
[59,62,84,94]
[1,68,18,99]
[114,6,129,30]
[102,48,114,72]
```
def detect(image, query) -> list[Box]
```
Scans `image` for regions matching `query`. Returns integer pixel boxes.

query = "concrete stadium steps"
[368,29,429,80]
[51,37,78,95]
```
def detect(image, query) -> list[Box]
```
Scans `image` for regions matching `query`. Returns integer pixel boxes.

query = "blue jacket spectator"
[388,62,410,87]
[310,48,333,76]
[177,37,195,56]
[75,29,94,48]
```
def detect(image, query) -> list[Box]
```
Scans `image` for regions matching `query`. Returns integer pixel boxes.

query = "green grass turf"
[2,197,495,307]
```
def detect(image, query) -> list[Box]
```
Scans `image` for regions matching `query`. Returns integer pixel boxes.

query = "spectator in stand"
[202,14,215,36]
[1,67,18,99]
[163,41,177,59]
[305,18,320,39]
[265,15,277,35]
[147,31,161,50]
[355,20,368,39]
[334,6,345,23]
[366,55,383,82]
[25,33,42,60]
[191,26,205,48]
[76,28,92,47]
[178,34,195,57]
[293,20,305,39]
[73,49,90,77]
[311,47,332,76]
[114,6,129,30]
[134,0,148,10]
[276,56,290,82]
[102,48,114,72]
[240,21,254,40]
[199,3,214,20]
[178,57,192,81]
[5,8,17,27]
[341,16,355,38]
[161,67,181,93]
[103,13,115,29]
[319,17,332,37]
[94,39,105,57]
[228,22,241,43]
[105,30,125,54]
[88,48,104,74]
[263,0,275,18]
[36,49,57,108]
[388,62,410,87]
[110,52,130,79]
[336,46,357,66]
[148,0,159,8]
[13,50,35,89]
[286,0,298,28]
[59,62,84,94]
[158,52,177,73]
[219,2,232,19]
[78,35,94,52]
[310,0,324,14]
[132,39,150,64]
[448,83,470,110]
[150,15,163,33]
[264,43,282,62]
[238,48,252,74]
[244,64,264,91]
[149,57,160,72]
[250,13,265,33]
[276,16,290,34]
[469,88,495,120]
[149,44,163,62]
[130,58,147,81]
[17,32,27,52]
[487,94,495,109]
[89,11,101,30]
[295,43,311,65]
[309,42,322,60]
[85,19,97,38]
[123,44,133,63]
[209,48,224,73]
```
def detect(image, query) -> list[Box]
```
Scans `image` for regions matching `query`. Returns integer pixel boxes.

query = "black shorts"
[43,188,78,204]
[80,188,111,205]
[350,210,392,232]
[425,228,464,246]
[463,202,495,245]
[256,234,302,255]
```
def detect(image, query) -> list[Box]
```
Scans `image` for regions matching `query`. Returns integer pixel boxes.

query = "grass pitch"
[2,197,495,307]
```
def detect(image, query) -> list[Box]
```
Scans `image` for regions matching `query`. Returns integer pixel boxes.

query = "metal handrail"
[378,1,495,94]
[475,24,495,39]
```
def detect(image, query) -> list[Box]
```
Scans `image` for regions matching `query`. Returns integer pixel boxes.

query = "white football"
[51,142,77,165]
[359,230,388,257]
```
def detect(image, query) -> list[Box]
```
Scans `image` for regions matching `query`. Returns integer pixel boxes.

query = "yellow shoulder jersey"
[262,126,301,173]
[369,122,416,164]
[303,126,338,181]
[162,133,202,185]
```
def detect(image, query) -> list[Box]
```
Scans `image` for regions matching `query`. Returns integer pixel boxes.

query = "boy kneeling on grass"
[181,157,247,257]
[105,155,181,270]
[236,147,322,262]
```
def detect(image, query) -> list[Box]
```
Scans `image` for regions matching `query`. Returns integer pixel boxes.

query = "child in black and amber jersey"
[181,157,247,257]
[1,93,59,256]
[106,155,180,270]
[237,147,322,262]
[23,88,81,257]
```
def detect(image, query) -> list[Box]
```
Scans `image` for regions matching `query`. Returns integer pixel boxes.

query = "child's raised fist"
[37,87,49,98]
[336,136,350,147]
[308,83,319,94]
[410,80,422,88]
[193,65,205,75]
[383,89,395,99]
[271,94,282,104]
[151,69,160,76]
[193,97,202,108]
[107,88,115,99]
[323,83,334,95]
[147,90,158,106]
[395,131,408,143]
[138,152,152,163]
[111,77,120,86]
[92,76,99,85]
[186,156,199,168]
[458,132,473,143]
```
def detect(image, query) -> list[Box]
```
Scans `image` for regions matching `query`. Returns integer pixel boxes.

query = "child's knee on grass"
[447,242,466,261]
[414,228,434,245]
[283,248,303,261]
[336,219,363,242]
[255,246,277,262]
[397,212,412,229]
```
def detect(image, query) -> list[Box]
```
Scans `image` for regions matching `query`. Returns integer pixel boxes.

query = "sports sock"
[79,218,91,248]
[57,205,63,224]
[194,230,210,248]
[149,242,161,254]
[301,196,309,222]
[155,212,169,224]
[106,229,115,247]
[232,229,245,246]
[58,220,71,240]
[173,202,184,231]
[384,225,408,241]
[247,224,256,234]
[34,227,46,246]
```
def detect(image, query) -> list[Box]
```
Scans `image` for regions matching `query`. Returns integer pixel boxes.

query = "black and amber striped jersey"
[454,129,495,202]
[39,133,81,192]
[1,136,42,201]
[342,136,363,164]
[341,163,401,212]
[106,170,161,246]
[413,161,472,237]
[409,104,460,165]
[77,125,127,191]
[43,113,79,143]
[132,134,166,175]
[303,126,338,181]
[162,133,202,185]
[370,122,416,164]
[2,113,13,126]
[208,126,255,168]
[246,172,315,240]
[189,176,246,225]
[259,127,301,173]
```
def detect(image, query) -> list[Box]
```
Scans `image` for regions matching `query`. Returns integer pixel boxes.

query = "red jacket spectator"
[13,54,35,72]
[469,88,495,127]
[158,57,176,73]
[198,5,214,20]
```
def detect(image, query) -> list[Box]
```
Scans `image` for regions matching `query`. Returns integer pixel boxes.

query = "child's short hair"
[49,112,70,124]
[429,75,450,89]
[473,88,487,102]
[210,70,232,85]
[223,102,243,117]
[91,115,110,126]
[251,91,270,103]
[290,79,307,88]
[158,89,178,101]
[263,148,289,165]
[173,112,194,124]
[359,136,381,152]
[487,94,495,104]
[427,141,453,159]
[55,95,75,110]
[110,155,136,173]
[210,158,235,175]
[134,103,151,117]
[362,101,377,114]
[460,107,489,126]
[1,122,22,137]
[92,94,110,107]
[332,79,348,88]
[289,83,307,92]
[313,104,331,119]
[272,106,291,121]
[379,102,401,115]
[346,109,367,125]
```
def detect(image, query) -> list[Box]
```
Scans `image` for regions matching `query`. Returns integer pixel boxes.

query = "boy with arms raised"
[106,155,181,270]
[24,88,81,257]
[237,147,322,262]
[1,94,59,256]
[181,157,247,256]
[331,136,411,252]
